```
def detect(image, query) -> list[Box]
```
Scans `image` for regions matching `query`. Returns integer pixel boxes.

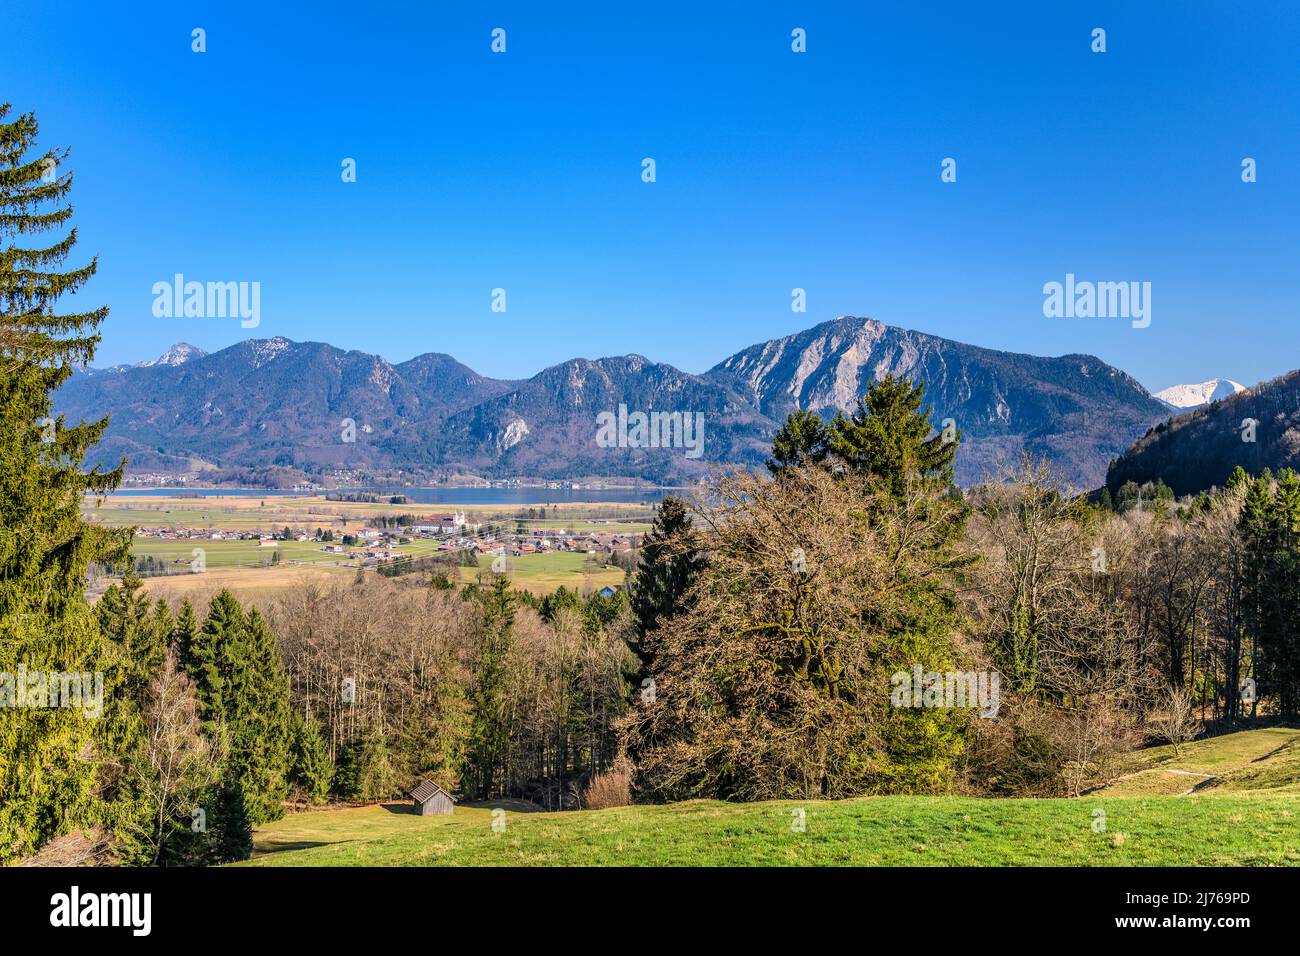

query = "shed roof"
[408,779,454,804]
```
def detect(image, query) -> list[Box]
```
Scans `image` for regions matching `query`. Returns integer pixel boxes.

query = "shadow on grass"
[252,839,350,857]
[381,802,417,814]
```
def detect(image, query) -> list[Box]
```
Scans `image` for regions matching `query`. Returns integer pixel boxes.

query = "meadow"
[244,729,1300,867]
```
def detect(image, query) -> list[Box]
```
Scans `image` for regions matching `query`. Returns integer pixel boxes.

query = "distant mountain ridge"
[88,342,208,375]
[704,317,1170,486]
[1154,378,1246,411]
[58,318,1176,487]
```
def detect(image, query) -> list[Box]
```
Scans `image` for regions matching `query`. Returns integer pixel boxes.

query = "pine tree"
[628,497,704,673]
[0,104,131,861]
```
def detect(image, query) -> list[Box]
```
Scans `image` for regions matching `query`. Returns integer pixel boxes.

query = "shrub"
[584,756,633,810]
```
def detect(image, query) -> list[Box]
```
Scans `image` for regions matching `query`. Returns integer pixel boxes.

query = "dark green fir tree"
[628,496,705,673]
[0,104,131,861]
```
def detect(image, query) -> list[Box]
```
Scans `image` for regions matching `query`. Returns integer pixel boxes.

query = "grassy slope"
[246,729,1300,867]
[1096,727,1300,796]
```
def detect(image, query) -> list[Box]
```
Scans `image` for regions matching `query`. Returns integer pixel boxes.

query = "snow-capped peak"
[138,342,207,368]
[1154,378,1246,411]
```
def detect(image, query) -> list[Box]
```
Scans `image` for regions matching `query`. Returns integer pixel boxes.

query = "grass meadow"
[245,729,1300,867]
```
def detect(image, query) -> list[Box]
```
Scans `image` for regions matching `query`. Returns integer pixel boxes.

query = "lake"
[102,486,678,505]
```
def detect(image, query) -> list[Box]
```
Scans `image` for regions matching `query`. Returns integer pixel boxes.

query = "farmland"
[81,491,653,596]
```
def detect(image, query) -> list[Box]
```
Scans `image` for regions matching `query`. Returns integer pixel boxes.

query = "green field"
[130,536,448,571]
[461,550,624,591]
[125,536,624,595]
[245,729,1300,867]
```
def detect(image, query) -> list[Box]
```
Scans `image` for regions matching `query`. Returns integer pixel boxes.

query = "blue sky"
[4,1,1297,391]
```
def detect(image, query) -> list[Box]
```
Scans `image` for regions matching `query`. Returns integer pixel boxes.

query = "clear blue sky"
[4,1,1297,392]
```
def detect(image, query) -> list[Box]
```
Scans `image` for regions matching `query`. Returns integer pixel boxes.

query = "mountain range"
[57,317,1194,488]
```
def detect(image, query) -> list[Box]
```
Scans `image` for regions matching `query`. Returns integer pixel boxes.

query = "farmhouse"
[408,779,455,816]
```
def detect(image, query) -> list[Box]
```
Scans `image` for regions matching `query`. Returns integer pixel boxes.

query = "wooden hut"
[408,779,456,816]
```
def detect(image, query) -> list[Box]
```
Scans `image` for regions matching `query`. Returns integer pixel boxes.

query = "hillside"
[431,355,775,482]
[1107,368,1300,497]
[244,730,1300,867]
[57,318,1170,487]
[1095,726,1300,797]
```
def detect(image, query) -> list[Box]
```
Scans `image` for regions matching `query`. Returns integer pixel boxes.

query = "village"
[128,509,641,573]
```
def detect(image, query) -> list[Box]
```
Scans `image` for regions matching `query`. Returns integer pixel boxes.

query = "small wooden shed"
[408,779,456,816]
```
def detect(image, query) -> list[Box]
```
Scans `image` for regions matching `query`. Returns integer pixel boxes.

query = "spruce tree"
[0,104,131,861]
[1263,469,1300,717]
[766,407,831,475]
[829,375,958,494]
[629,497,704,673]
[1225,465,1250,495]
[97,573,169,708]
[468,576,515,798]
[187,591,245,732]
[181,592,291,824]
[206,780,253,864]
[1239,477,1275,721]
[232,609,292,822]
[830,376,968,559]
[289,714,332,804]
[92,575,172,861]
[171,599,199,672]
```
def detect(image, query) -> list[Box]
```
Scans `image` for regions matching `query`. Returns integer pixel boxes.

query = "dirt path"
[1164,768,1216,795]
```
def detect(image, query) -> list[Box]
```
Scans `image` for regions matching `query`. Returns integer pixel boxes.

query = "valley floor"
[244,729,1300,867]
